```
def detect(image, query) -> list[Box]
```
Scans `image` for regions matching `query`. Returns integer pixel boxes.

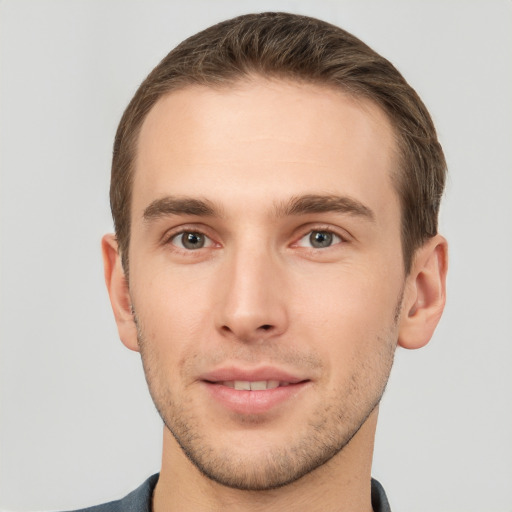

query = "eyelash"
[163,226,348,252]
[294,228,344,249]
[292,223,349,250]
[164,227,216,251]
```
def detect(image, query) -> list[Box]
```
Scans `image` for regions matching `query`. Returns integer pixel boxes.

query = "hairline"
[121,74,420,277]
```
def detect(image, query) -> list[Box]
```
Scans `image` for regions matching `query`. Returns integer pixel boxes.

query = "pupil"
[310,231,332,248]
[183,232,204,249]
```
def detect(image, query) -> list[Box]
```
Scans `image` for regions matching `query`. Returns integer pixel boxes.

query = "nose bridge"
[216,234,287,340]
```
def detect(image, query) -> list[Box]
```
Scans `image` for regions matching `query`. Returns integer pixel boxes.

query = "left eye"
[296,230,342,249]
[170,231,214,250]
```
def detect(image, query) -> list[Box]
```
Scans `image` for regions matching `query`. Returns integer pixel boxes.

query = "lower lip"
[203,381,309,415]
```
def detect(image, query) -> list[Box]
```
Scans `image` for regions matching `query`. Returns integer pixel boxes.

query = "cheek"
[294,260,401,318]
[291,264,402,357]
[131,266,216,357]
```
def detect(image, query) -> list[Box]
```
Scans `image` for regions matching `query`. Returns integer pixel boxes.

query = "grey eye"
[309,231,334,248]
[172,231,210,250]
[296,230,342,249]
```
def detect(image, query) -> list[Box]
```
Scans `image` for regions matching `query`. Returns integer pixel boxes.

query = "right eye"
[170,231,214,250]
[295,229,343,249]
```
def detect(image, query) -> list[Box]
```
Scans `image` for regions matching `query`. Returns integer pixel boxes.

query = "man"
[92,11,447,512]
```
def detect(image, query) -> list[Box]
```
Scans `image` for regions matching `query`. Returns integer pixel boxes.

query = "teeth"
[248,380,266,390]
[234,381,251,390]
[223,380,285,390]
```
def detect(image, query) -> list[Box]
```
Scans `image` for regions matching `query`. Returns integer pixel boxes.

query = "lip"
[200,366,305,384]
[200,366,310,415]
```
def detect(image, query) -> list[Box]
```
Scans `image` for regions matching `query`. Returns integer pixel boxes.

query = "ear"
[101,234,139,352]
[398,234,448,350]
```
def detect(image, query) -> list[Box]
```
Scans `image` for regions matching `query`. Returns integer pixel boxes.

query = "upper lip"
[200,366,308,384]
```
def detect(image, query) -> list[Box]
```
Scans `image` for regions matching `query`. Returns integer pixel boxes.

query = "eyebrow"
[142,194,375,222]
[275,194,375,221]
[143,196,220,221]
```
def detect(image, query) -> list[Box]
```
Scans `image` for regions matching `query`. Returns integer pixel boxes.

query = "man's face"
[127,78,406,490]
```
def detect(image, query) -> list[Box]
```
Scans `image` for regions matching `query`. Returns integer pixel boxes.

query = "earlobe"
[398,235,448,350]
[101,234,140,352]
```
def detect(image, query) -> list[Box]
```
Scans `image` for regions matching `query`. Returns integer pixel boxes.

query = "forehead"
[133,78,399,221]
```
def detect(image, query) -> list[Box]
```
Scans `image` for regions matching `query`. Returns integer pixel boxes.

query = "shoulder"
[61,474,159,512]
[371,478,392,512]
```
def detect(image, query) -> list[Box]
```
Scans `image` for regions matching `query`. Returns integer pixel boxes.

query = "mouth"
[208,380,294,390]
[200,369,310,414]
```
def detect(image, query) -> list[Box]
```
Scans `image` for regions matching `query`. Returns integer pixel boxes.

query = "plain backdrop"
[1,1,511,511]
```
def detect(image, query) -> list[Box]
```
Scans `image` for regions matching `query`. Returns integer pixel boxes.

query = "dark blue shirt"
[66,473,391,512]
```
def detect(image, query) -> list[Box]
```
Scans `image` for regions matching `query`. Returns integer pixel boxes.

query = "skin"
[103,78,447,512]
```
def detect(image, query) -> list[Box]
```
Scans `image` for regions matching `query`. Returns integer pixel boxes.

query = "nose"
[215,243,288,343]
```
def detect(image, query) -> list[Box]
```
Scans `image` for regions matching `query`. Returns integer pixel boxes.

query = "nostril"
[259,324,272,331]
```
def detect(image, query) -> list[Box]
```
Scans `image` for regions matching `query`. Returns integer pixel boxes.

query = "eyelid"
[171,231,215,250]
[291,224,350,247]
[162,224,219,248]
[160,223,350,250]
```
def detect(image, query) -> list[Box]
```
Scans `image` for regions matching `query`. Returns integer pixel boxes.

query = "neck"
[153,408,378,512]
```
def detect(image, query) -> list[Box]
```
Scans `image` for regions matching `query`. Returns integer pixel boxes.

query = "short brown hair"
[111,12,446,274]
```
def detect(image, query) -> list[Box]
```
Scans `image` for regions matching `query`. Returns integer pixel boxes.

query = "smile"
[202,376,309,415]
[220,380,290,390]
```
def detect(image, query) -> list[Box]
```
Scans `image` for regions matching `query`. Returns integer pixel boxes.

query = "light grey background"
[1,1,511,511]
